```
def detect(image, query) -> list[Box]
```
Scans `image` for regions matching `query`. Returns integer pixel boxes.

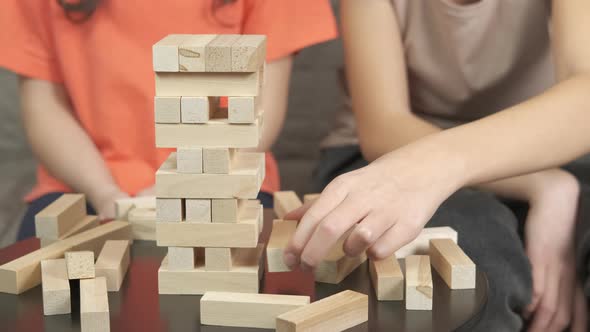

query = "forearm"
[19,78,120,205]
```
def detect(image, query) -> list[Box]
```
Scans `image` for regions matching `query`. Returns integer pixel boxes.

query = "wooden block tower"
[152,34,267,295]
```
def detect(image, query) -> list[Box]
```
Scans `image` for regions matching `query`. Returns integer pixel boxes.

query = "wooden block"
[276,290,368,332]
[369,257,404,301]
[65,251,95,279]
[127,207,156,240]
[153,34,185,72]
[35,193,86,240]
[176,147,203,173]
[0,221,131,294]
[40,215,99,247]
[178,34,217,72]
[115,196,155,220]
[228,96,258,124]
[205,34,240,72]
[167,247,197,271]
[155,71,261,97]
[405,255,433,310]
[154,96,180,123]
[158,245,263,295]
[156,203,261,248]
[181,96,215,124]
[95,240,131,292]
[205,248,232,271]
[315,228,367,284]
[80,277,110,332]
[203,148,235,174]
[185,199,211,222]
[156,198,184,222]
[156,152,264,199]
[303,193,320,204]
[201,291,309,329]
[41,259,71,315]
[231,35,266,72]
[155,117,262,148]
[429,239,476,289]
[211,199,240,223]
[274,191,303,219]
[266,220,297,272]
[395,226,458,258]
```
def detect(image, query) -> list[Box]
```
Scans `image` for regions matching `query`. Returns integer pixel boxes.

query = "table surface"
[0,210,488,332]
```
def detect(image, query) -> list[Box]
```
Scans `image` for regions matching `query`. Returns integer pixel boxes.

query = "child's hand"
[523,170,579,332]
[90,186,130,220]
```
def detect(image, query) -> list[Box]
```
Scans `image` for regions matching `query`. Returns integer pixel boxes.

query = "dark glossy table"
[0,210,488,332]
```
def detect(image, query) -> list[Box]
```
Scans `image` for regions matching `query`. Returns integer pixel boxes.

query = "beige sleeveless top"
[322,0,554,147]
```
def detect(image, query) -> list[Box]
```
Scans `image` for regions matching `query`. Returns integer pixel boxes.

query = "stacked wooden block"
[152,34,267,295]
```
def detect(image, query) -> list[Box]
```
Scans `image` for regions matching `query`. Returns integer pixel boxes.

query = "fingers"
[343,212,395,257]
[571,283,588,332]
[528,265,562,332]
[524,261,546,320]
[547,267,576,332]
[367,221,420,260]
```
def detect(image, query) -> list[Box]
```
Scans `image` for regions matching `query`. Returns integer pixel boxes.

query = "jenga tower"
[152,34,266,294]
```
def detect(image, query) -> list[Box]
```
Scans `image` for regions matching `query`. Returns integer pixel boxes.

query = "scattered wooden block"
[95,240,131,291]
[65,251,95,279]
[155,71,261,97]
[203,148,235,174]
[41,259,71,315]
[315,229,367,284]
[154,96,181,123]
[114,196,156,219]
[228,96,258,124]
[156,152,264,199]
[211,199,240,223]
[405,255,433,310]
[273,191,303,219]
[35,193,86,240]
[40,215,99,248]
[231,35,266,72]
[158,245,263,295]
[176,147,203,174]
[201,291,309,329]
[80,277,110,332]
[0,221,131,294]
[205,248,232,271]
[181,96,215,123]
[167,247,197,271]
[395,226,457,258]
[156,198,184,222]
[303,193,320,204]
[155,117,262,148]
[178,34,217,72]
[185,199,211,223]
[429,239,476,289]
[369,256,404,301]
[276,290,368,332]
[127,207,156,240]
[266,220,297,272]
[206,34,240,72]
[156,203,260,248]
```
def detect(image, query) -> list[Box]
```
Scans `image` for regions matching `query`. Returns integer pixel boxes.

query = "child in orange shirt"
[0,0,337,239]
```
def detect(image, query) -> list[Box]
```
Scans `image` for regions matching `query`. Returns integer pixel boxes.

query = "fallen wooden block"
[205,248,232,271]
[155,71,261,97]
[155,117,262,149]
[315,230,367,284]
[40,215,99,248]
[114,196,156,220]
[231,35,266,72]
[185,199,211,222]
[158,245,263,295]
[206,34,241,72]
[65,251,95,279]
[154,96,181,123]
[203,148,235,174]
[176,147,203,173]
[429,239,476,289]
[156,152,264,199]
[167,247,197,271]
[35,193,86,240]
[395,226,457,258]
[228,96,259,124]
[266,220,297,272]
[152,34,186,72]
[0,221,131,294]
[95,240,131,291]
[405,255,433,310]
[41,259,71,315]
[369,256,404,301]
[201,292,309,329]
[273,191,303,219]
[276,290,368,332]
[303,193,320,204]
[80,277,110,332]
[178,34,217,72]
[156,198,184,222]
[127,208,156,241]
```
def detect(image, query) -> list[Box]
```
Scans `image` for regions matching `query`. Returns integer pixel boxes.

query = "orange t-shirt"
[0,0,337,202]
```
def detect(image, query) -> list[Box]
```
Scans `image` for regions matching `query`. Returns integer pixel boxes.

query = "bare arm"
[19,77,127,217]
